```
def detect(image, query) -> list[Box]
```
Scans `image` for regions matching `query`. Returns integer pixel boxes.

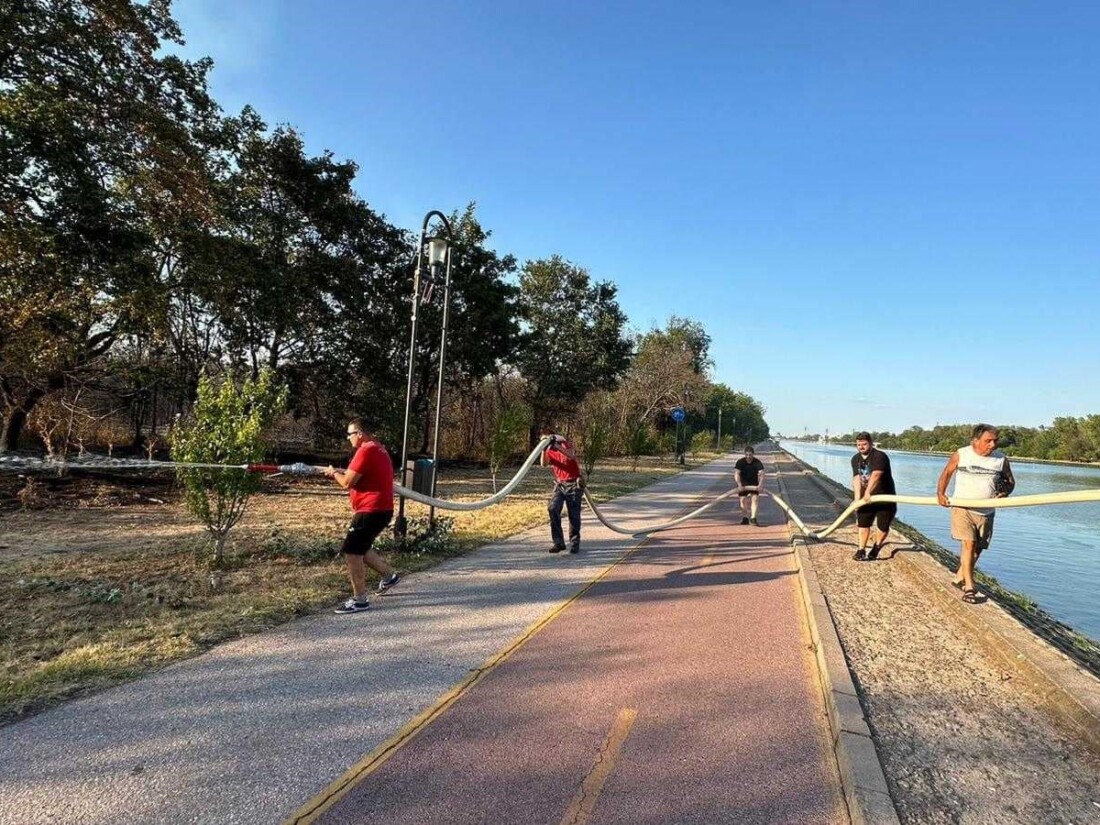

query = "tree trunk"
[0,387,46,452]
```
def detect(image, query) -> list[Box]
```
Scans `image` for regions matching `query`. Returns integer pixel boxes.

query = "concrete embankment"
[771,448,1100,824]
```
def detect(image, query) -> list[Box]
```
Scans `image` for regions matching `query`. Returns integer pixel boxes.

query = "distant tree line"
[825,417,1100,463]
[0,1,768,461]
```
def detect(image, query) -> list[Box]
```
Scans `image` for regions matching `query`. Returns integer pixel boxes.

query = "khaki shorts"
[951,508,995,550]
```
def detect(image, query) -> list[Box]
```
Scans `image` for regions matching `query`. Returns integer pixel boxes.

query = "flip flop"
[962,588,978,604]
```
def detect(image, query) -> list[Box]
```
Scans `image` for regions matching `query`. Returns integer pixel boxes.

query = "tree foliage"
[0,1,775,465]
[835,416,1100,463]
[515,256,631,441]
[1,0,220,450]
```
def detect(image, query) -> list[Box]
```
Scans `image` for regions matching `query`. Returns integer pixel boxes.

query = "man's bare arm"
[325,467,362,489]
[999,458,1016,496]
[936,452,959,506]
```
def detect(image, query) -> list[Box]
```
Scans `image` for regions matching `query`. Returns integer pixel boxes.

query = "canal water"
[779,440,1100,642]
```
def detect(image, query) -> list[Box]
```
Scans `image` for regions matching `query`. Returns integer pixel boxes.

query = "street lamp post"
[716,407,723,451]
[426,228,454,527]
[395,211,453,538]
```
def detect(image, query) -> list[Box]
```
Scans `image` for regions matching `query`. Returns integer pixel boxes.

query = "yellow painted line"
[285,541,656,824]
[559,708,638,825]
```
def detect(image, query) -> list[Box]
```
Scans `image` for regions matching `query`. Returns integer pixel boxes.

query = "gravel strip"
[773,453,1100,825]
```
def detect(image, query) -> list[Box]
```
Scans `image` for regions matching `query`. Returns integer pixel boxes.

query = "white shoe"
[334,597,370,614]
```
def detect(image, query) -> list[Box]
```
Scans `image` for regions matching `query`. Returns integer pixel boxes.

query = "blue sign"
[671,407,685,423]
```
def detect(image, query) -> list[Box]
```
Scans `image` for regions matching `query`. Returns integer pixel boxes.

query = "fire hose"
[5,446,1100,541]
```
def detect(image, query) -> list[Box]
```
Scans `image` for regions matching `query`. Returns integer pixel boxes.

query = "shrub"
[171,370,287,568]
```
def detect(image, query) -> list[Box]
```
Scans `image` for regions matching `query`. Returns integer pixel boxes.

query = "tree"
[617,318,711,426]
[514,256,631,444]
[1,0,219,450]
[706,384,769,446]
[574,390,614,479]
[171,370,287,567]
[486,400,528,492]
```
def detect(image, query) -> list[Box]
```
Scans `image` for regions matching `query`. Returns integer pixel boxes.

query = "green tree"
[515,256,631,445]
[1,0,219,451]
[171,370,287,567]
[706,384,769,446]
[574,391,614,479]
[486,401,528,492]
[619,318,711,425]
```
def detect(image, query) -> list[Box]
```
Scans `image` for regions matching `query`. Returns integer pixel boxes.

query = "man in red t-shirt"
[324,417,400,614]
[539,426,583,553]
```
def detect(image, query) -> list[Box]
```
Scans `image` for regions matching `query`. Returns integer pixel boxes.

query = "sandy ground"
[772,452,1100,824]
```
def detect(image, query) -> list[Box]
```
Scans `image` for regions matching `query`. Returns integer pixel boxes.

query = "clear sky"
[173,1,1100,437]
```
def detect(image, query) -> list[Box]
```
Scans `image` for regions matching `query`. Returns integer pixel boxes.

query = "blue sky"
[173,1,1100,436]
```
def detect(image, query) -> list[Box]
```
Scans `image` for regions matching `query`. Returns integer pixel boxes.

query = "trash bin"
[406,457,435,495]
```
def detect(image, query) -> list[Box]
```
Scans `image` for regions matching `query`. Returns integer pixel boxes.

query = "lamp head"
[427,235,449,268]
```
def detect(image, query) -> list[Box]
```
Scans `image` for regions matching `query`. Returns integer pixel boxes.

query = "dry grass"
[0,453,714,723]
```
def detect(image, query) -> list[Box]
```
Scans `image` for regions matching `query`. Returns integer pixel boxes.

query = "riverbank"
[770,448,1100,823]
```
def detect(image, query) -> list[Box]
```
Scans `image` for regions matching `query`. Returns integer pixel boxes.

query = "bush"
[171,370,287,568]
[691,429,715,459]
[374,515,456,556]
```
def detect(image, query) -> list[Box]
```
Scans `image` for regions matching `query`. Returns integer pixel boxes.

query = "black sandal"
[962,588,978,604]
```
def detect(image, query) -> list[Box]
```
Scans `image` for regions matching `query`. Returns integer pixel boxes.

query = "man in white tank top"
[936,424,1015,603]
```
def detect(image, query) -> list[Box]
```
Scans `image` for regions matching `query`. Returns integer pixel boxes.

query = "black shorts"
[341,511,393,555]
[738,489,759,498]
[856,504,897,530]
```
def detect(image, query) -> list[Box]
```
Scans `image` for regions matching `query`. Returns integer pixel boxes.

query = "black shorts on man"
[856,504,897,530]
[341,511,393,555]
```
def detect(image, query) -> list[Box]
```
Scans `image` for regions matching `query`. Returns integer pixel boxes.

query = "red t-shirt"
[346,440,395,513]
[546,440,581,483]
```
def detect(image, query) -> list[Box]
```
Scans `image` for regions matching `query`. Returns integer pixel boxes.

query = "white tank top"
[952,445,1006,514]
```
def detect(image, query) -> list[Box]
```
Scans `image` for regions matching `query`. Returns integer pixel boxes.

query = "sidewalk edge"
[774,467,901,825]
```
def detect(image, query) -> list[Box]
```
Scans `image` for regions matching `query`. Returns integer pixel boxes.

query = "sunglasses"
[347,431,362,438]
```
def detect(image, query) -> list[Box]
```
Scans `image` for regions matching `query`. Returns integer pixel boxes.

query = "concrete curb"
[774,466,901,825]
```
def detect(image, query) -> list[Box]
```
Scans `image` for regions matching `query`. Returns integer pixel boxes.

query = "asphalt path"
[1,456,770,825]
[314,456,846,824]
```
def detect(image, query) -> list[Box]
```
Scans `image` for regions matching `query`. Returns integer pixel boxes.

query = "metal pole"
[428,234,454,527]
[717,407,722,451]
[395,234,426,539]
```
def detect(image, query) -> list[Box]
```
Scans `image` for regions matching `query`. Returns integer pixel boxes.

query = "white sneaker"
[334,597,370,614]
[377,572,401,593]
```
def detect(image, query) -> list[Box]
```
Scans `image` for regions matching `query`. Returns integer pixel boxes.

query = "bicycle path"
[313,463,845,824]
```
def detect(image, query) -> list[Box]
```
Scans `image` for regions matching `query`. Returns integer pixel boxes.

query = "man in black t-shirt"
[850,431,897,561]
[733,446,766,526]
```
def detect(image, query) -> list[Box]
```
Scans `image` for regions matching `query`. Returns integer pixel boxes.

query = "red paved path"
[317,489,846,824]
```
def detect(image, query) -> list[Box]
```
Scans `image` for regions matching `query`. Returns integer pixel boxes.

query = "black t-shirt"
[851,448,896,495]
[734,457,764,485]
